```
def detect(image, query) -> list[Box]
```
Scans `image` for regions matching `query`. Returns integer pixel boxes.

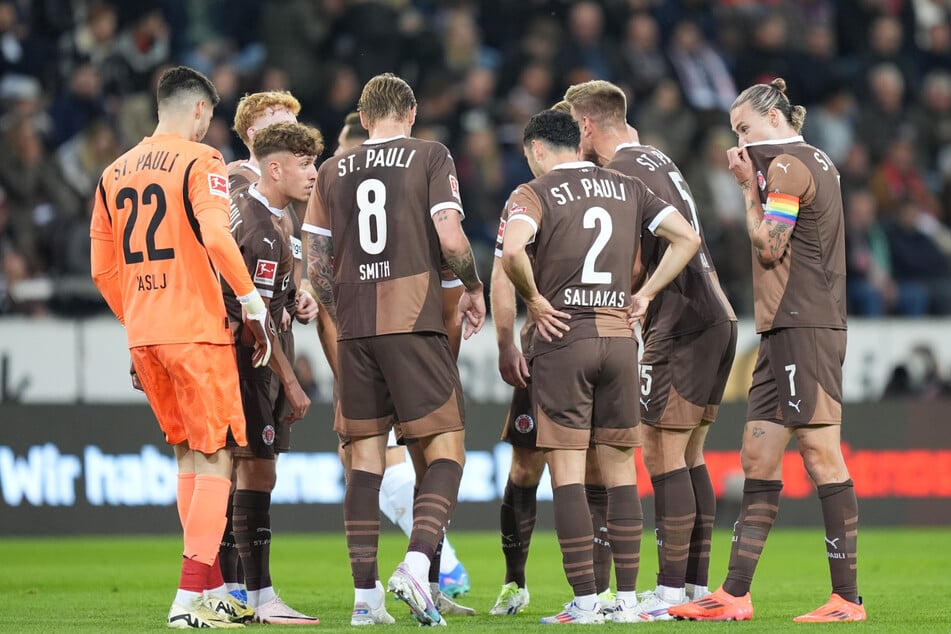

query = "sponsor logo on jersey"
[262,425,276,446]
[756,170,766,191]
[513,414,534,434]
[290,235,302,260]
[254,259,278,286]
[496,218,507,243]
[449,174,460,201]
[209,173,229,198]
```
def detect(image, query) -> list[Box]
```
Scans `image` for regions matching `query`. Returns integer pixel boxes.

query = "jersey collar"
[742,135,804,147]
[552,161,596,170]
[614,142,644,152]
[364,135,408,145]
[248,184,284,218]
[240,162,261,177]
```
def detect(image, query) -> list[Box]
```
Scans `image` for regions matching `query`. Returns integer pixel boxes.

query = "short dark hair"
[156,66,219,108]
[523,109,580,150]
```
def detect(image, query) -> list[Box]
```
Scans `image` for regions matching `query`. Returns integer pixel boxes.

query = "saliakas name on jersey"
[550,177,627,205]
[563,287,626,307]
[337,147,417,176]
[360,260,391,280]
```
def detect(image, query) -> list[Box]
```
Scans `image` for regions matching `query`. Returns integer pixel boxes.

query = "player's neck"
[596,129,633,163]
[255,180,290,211]
[368,118,411,140]
[152,121,195,142]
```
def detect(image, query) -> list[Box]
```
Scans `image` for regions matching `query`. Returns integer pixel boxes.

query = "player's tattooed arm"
[433,208,483,292]
[306,233,336,322]
[741,182,790,267]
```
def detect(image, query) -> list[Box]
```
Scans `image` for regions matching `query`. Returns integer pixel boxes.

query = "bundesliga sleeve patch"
[448,174,461,201]
[208,173,229,199]
[764,192,799,225]
[253,259,278,286]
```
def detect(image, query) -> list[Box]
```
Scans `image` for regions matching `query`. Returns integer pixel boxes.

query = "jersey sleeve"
[633,178,678,236]
[504,185,544,243]
[191,153,256,297]
[493,193,516,258]
[428,143,465,219]
[89,177,113,241]
[301,170,331,236]
[764,154,813,227]
[89,176,124,322]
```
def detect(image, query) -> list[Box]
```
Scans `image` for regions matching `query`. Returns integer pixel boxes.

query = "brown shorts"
[229,331,294,459]
[531,337,640,450]
[335,332,465,440]
[747,327,846,427]
[640,321,738,430]
[500,386,536,448]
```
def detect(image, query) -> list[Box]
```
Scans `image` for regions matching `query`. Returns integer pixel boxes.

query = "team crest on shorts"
[262,425,276,446]
[514,414,535,434]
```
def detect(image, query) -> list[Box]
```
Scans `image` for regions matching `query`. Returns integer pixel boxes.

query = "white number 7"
[784,363,797,397]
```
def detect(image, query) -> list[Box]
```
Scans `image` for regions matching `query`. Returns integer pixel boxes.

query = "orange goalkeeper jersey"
[90,134,256,347]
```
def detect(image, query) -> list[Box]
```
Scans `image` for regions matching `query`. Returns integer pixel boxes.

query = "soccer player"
[303,73,486,626]
[500,109,700,624]
[564,79,737,621]
[490,99,616,618]
[670,78,865,622]
[329,111,475,615]
[220,121,323,625]
[90,65,271,629]
[217,90,319,614]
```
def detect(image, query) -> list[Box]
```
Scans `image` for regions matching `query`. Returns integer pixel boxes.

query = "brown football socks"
[500,478,538,587]
[606,484,642,593]
[686,465,716,587]
[651,468,694,588]
[408,459,463,559]
[818,479,859,603]
[722,478,783,597]
[586,484,612,593]
[345,470,383,589]
[553,484,597,596]
[233,490,272,592]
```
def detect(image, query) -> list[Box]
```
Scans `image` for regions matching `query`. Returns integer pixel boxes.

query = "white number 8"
[357,179,387,255]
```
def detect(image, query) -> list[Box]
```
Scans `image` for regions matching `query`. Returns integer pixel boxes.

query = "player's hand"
[628,292,651,326]
[726,146,754,187]
[284,380,311,423]
[295,290,319,324]
[130,363,144,392]
[498,342,530,388]
[239,290,273,368]
[526,295,570,342]
[458,286,486,340]
[280,306,292,332]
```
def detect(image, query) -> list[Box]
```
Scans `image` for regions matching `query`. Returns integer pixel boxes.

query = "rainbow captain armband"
[764,192,800,226]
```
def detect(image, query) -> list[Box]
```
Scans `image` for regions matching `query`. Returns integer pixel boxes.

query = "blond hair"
[563,80,627,129]
[357,73,417,127]
[233,91,302,146]
[731,78,806,133]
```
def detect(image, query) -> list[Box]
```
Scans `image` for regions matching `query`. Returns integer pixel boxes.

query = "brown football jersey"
[494,196,536,350]
[744,136,847,332]
[228,160,302,317]
[305,135,463,340]
[222,184,294,326]
[503,161,674,357]
[606,143,735,341]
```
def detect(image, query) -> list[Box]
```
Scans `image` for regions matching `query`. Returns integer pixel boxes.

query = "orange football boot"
[793,594,866,622]
[667,587,753,621]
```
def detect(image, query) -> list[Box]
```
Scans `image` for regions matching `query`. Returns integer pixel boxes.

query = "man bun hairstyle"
[731,77,807,133]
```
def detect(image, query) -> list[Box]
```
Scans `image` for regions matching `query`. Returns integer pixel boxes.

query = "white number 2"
[581,206,613,284]
[785,363,797,397]
[357,179,387,255]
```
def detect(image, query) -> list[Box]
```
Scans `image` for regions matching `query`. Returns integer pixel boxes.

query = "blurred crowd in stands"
[1,0,951,318]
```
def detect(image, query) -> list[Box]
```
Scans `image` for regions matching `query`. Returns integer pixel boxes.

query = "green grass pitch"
[3,528,950,632]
